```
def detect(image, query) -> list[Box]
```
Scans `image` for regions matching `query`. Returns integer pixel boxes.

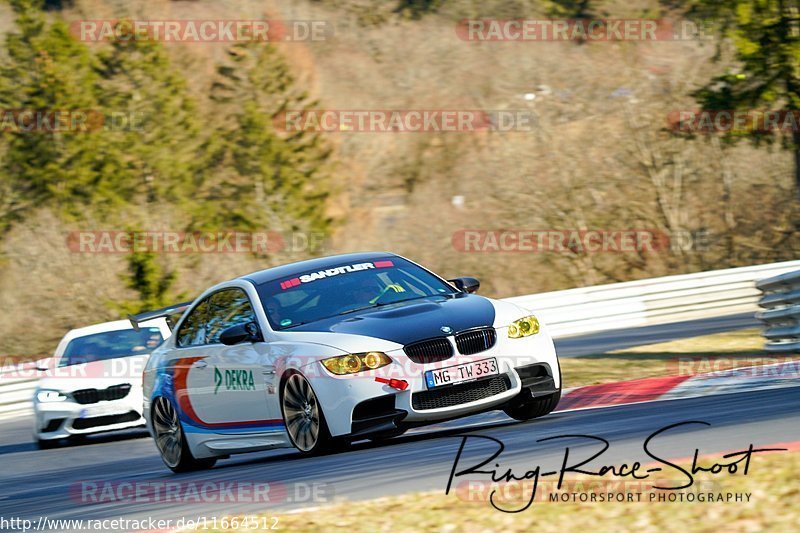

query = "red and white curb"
[559,360,800,411]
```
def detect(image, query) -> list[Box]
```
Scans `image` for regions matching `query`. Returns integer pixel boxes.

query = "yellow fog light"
[321,352,393,375]
[508,316,539,339]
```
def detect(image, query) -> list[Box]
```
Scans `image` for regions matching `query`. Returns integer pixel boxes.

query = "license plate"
[79,406,127,418]
[424,358,499,389]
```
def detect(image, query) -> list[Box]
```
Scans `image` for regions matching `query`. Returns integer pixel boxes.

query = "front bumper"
[33,392,145,440]
[349,362,558,437]
[306,328,561,438]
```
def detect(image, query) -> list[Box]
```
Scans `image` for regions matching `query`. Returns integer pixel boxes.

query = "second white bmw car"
[33,318,171,448]
[138,252,561,472]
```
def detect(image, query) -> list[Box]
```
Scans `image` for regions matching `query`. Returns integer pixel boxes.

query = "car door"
[171,297,217,430]
[187,287,282,432]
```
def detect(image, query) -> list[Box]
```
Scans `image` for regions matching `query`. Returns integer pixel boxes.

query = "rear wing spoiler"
[128,301,194,331]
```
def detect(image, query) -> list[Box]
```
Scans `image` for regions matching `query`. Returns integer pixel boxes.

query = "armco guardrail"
[506,260,800,338]
[2,260,800,419]
[756,269,800,352]
[0,362,38,418]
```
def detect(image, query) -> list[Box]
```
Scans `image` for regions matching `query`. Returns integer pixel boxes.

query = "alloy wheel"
[282,374,321,452]
[152,397,182,468]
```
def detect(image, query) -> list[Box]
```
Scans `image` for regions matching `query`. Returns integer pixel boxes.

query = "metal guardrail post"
[506,260,800,337]
[756,270,800,352]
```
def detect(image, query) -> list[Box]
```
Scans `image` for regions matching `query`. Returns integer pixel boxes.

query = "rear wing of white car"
[128,301,194,331]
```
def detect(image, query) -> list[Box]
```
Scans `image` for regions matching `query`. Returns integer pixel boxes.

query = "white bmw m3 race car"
[137,252,561,472]
[33,318,171,448]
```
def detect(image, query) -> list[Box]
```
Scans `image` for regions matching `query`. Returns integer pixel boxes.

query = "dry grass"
[195,450,800,532]
[560,328,800,388]
[0,207,316,360]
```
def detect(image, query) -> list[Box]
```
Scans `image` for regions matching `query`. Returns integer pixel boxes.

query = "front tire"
[35,437,60,450]
[503,390,561,421]
[152,397,216,472]
[281,373,337,454]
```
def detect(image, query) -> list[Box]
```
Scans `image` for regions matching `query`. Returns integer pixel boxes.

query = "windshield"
[256,257,457,330]
[59,327,164,367]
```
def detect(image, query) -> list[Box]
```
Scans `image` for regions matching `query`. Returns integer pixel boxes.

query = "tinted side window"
[176,299,209,347]
[206,289,257,345]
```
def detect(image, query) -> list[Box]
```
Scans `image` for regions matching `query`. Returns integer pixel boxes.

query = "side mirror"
[220,322,262,346]
[448,277,480,294]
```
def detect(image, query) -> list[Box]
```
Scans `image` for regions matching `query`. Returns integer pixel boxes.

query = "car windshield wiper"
[280,295,437,329]
[279,320,315,330]
[277,307,389,329]
[338,302,390,316]
[338,295,431,316]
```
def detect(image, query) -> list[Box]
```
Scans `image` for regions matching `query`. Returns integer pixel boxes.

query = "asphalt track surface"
[1,313,793,532]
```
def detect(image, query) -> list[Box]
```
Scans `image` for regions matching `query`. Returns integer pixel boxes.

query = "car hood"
[284,293,523,347]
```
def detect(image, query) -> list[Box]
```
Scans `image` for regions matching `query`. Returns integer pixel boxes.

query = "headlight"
[36,389,68,403]
[321,352,393,375]
[507,315,540,338]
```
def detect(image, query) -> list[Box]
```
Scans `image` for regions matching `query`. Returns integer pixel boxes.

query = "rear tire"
[152,396,216,472]
[503,390,561,421]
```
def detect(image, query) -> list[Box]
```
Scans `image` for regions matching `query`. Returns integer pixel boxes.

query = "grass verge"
[196,450,800,532]
[560,328,799,388]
